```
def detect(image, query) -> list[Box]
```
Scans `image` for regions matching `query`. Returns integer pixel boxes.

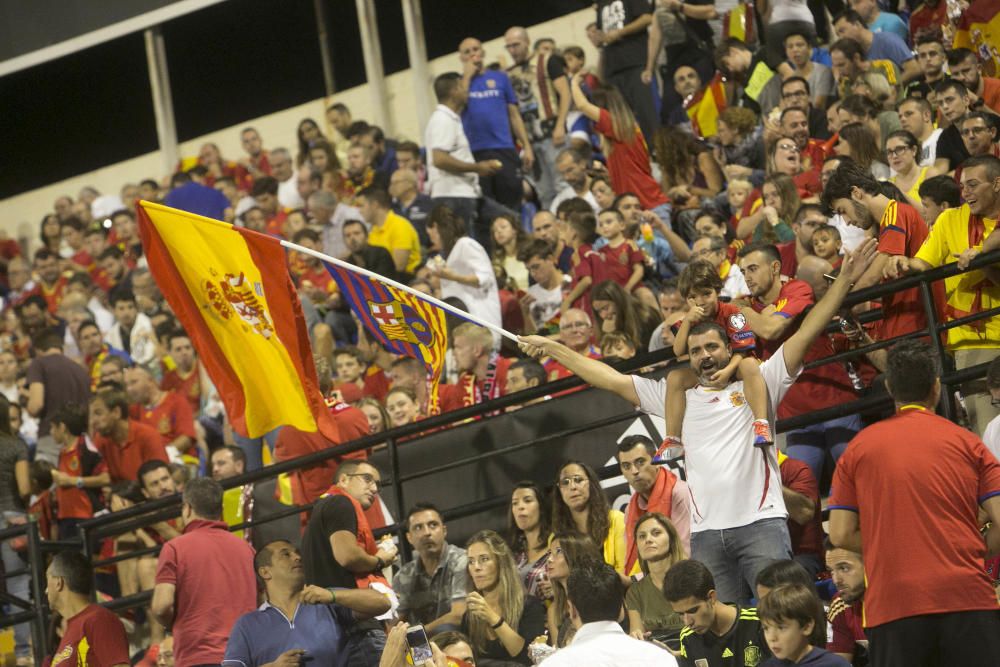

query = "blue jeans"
[1,511,30,657]
[233,426,281,472]
[691,517,793,604]
[347,627,387,667]
[785,414,862,487]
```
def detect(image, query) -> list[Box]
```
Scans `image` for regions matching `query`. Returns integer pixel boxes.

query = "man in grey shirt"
[394,503,467,633]
[308,190,365,260]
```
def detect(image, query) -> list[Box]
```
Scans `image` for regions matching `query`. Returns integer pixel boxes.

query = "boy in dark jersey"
[665,559,771,666]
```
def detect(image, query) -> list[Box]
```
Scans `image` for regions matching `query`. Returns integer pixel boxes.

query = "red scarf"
[624,467,677,573]
[322,486,385,589]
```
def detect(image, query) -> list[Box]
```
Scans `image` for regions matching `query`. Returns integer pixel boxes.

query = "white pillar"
[144,26,178,176]
[313,0,336,97]
[401,0,432,133]
[355,0,390,133]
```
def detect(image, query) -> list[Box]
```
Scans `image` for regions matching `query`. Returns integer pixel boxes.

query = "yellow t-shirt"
[368,210,422,274]
[604,509,627,574]
[890,165,930,205]
[914,204,1000,350]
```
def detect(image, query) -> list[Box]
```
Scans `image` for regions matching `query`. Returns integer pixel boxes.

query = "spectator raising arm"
[781,238,879,376]
[518,334,639,405]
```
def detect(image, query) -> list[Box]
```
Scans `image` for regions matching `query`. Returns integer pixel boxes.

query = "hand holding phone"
[407,624,434,664]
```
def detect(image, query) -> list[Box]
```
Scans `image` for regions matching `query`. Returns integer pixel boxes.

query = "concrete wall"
[0,8,599,244]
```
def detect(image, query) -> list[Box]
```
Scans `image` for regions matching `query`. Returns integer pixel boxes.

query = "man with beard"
[549,148,598,213]
[904,37,948,100]
[778,76,831,142]
[533,210,575,272]
[395,503,468,633]
[823,159,933,343]
[522,240,878,603]
[300,460,398,666]
[886,156,1000,435]
[960,112,1000,167]
[948,47,1000,115]
[825,544,868,665]
[777,106,830,172]
[737,243,816,360]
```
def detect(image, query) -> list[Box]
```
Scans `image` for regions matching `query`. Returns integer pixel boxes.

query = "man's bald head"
[796,255,834,300]
[532,211,559,243]
[504,26,531,64]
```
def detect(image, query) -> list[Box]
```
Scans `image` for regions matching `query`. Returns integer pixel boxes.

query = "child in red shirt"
[661,260,772,457]
[561,211,608,317]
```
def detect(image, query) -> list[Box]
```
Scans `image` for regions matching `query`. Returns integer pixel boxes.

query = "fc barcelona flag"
[137,201,338,441]
[324,262,450,402]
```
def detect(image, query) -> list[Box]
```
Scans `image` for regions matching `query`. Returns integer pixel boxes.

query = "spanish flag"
[137,201,337,441]
[686,73,727,139]
[324,262,449,407]
[953,0,1000,77]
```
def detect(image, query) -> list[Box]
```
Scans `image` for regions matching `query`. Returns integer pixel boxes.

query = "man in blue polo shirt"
[459,37,534,212]
[163,168,233,221]
[833,9,920,83]
[223,540,391,667]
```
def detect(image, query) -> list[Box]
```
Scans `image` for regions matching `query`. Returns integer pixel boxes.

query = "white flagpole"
[279,239,519,343]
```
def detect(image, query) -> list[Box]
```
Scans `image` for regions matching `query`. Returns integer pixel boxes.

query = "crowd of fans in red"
[3,0,1000,665]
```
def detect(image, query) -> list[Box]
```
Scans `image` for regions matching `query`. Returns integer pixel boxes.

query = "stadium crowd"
[3,0,1000,665]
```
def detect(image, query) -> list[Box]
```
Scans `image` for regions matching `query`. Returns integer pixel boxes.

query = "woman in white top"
[426,205,502,346]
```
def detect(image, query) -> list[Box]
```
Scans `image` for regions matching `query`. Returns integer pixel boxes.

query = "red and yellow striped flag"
[137,201,337,440]
[686,73,728,139]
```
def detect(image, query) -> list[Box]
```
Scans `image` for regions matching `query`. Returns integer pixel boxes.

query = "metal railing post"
[386,436,408,561]
[920,279,953,420]
[26,518,49,663]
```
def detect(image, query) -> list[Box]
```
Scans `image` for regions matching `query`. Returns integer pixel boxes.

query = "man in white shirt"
[540,564,677,667]
[269,148,302,209]
[425,72,517,251]
[520,239,877,603]
[518,238,570,334]
[897,97,941,168]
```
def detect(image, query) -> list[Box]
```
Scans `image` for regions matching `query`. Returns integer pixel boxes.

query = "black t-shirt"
[25,353,91,436]
[935,124,970,171]
[302,495,359,589]
[808,105,831,140]
[461,595,547,665]
[677,605,771,667]
[597,0,653,74]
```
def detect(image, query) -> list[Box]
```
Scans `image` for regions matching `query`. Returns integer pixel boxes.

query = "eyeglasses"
[782,89,808,99]
[346,473,382,488]
[960,126,990,137]
[777,143,799,152]
[885,146,913,158]
[558,475,587,488]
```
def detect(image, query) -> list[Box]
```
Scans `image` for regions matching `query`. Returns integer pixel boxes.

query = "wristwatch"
[374,556,386,571]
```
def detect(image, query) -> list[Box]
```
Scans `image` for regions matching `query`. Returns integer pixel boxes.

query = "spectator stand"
[4,251,1000,662]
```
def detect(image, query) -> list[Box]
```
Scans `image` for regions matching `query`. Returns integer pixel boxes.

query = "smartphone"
[407,624,434,663]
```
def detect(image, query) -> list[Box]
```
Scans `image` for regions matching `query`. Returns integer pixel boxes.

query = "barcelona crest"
[368,299,434,347]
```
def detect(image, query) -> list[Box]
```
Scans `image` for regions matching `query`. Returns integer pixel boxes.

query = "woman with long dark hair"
[508,481,553,601]
[544,531,603,648]
[550,461,626,574]
[589,280,663,351]
[886,129,934,214]
[0,393,30,660]
[295,117,326,167]
[836,122,890,179]
[425,205,502,343]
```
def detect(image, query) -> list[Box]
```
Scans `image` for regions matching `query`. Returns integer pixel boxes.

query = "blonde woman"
[462,530,546,665]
